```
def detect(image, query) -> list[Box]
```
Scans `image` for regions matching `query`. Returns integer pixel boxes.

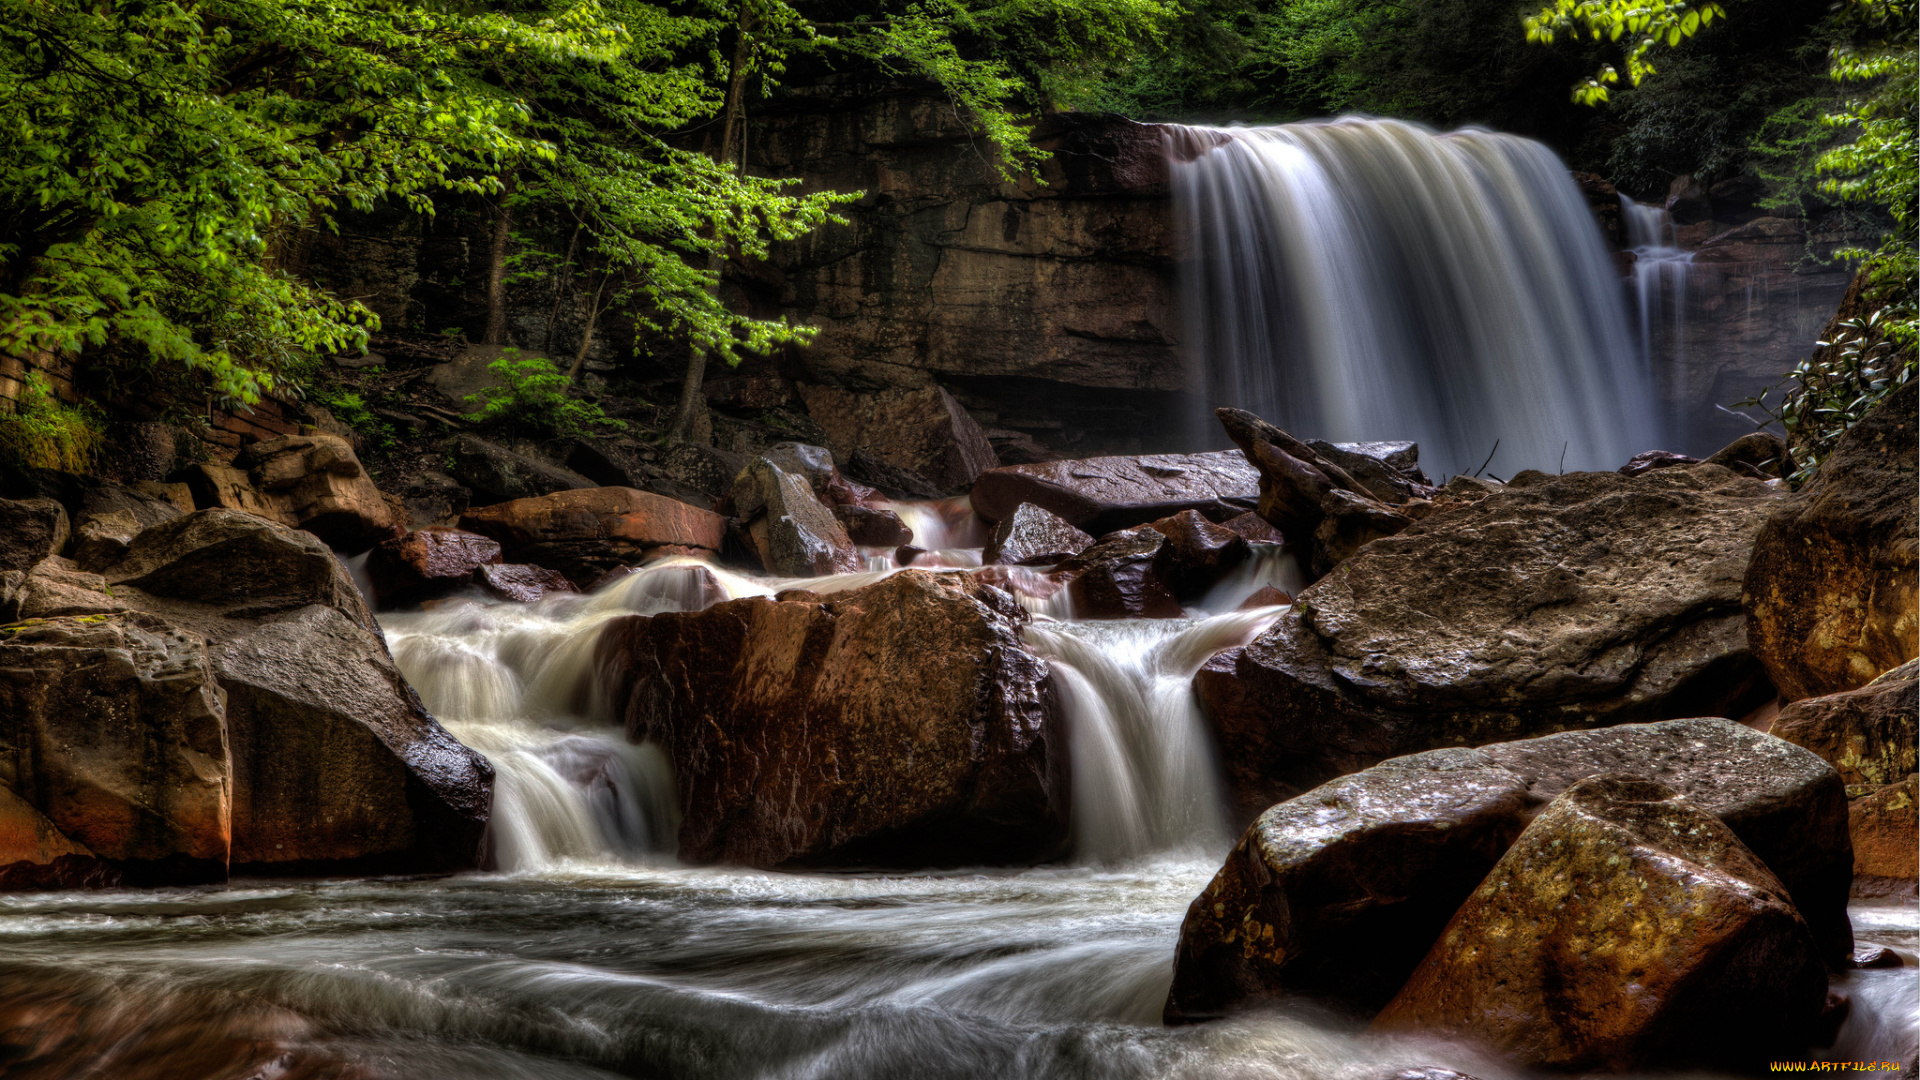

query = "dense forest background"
[0,0,1911,479]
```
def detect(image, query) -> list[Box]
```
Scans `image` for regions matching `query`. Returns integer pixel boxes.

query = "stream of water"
[0,544,1911,1078]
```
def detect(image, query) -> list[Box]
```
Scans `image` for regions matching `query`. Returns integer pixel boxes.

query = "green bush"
[0,371,105,472]
[462,352,625,440]
[318,388,396,452]
[1733,300,1916,484]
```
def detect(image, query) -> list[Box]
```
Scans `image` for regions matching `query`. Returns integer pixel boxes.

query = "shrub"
[0,371,105,472]
[462,352,625,440]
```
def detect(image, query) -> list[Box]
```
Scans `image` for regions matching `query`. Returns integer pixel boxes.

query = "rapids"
[0,547,1912,1078]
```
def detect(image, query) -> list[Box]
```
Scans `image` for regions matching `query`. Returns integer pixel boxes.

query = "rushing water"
[1,543,1913,1078]
[1170,117,1659,477]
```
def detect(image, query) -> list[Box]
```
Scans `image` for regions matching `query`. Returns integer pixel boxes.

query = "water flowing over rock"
[1774,659,1918,789]
[795,383,1000,492]
[1170,117,1657,475]
[599,570,1065,868]
[970,450,1259,534]
[459,486,727,587]
[1195,465,1782,811]
[1373,776,1827,1073]
[0,614,231,886]
[97,510,491,874]
[832,504,913,548]
[1745,380,1918,701]
[1164,718,1851,1023]
[984,503,1094,566]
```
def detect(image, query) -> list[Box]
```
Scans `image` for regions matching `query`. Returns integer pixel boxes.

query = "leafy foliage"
[463,352,627,439]
[0,372,104,472]
[1732,304,1915,484]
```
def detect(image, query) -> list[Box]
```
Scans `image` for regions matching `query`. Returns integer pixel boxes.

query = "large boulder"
[1195,466,1782,813]
[969,450,1259,535]
[1164,719,1851,1023]
[447,434,598,506]
[1373,776,1827,1073]
[740,458,861,577]
[232,434,395,549]
[458,487,727,587]
[0,557,128,621]
[0,613,231,886]
[984,502,1093,566]
[0,470,186,572]
[92,510,492,874]
[1773,659,1918,789]
[796,383,1000,492]
[1745,380,1918,700]
[598,570,1066,868]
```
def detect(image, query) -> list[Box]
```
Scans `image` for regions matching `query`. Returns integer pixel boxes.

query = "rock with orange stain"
[460,486,727,586]
[1773,659,1917,788]
[1373,776,1827,1073]
[1850,774,1918,883]
[0,613,231,885]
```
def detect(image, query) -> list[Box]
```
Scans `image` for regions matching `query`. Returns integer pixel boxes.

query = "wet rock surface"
[745,458,861,577]
[599,570,1065,868]
[983,502,1093,566]
[1745,380,1917,700]
[832,504,913,548]
[1373,776,1827,1073]
[1774,659,1918,789]
[474,563,578,604]
[366,527,503,609]
[1148,509,1250,599]
[1850,774,1918,883]
[969,450,1259,535]
[1165,718,1851,1023]
[0,614,231,886]
[459,486,727,587]
[1058,525,1183,619]
[1194,465,1783,810]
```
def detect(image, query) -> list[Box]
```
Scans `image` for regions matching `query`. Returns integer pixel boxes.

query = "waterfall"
[1170,116,1659,477]
[1620,194,1693,439]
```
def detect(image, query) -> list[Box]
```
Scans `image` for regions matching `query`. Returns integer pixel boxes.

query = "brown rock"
[459,486,728,587]
[1165,719,1852,1022]
[1218,511,1286,546]
[0,497,68,573]
[1058,525,1183,619]
[1195,466,1782,813]
[1373,776,1827,1073]
[599,570,1066,868]
[366,527,503,609]
[0,613,230,885]
[1851,775,1918,882]
[983,502,1094,566]
[748,459,862,577]
[969,450,1259,535]
[1149,509,1250,598]
[174,462,287,523]
[832,503,914,548]
[1774,659,1918,789]
[475,563,577,603]
[1236,585,1292,610]
[1705,430,1791,480]
[104,510,490,874]
[796,383,999,492]
[233,434,395,550]
[1745,380,1918,700]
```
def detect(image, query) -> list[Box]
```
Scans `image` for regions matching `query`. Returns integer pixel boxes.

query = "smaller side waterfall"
[1026,606,1285,862]
[1621,194,1693,371]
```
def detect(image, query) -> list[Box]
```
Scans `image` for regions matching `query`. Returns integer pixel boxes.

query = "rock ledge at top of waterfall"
[1196,462,1784,821]
[595,569,1066,869]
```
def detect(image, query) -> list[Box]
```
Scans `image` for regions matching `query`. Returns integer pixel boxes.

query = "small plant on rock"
[462,351,625,440]
[0,371,105,472]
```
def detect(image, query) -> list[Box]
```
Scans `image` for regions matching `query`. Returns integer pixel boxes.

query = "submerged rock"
[1373,776,1827,1074]
[459,486,727,587]
[0,613,231,886]
[969,450,1259,535]
[1773,659,1918,789]
[1745,379,1917,700]
[983,502,1093,566]
[1194,465,1782,814]
[1164,718,1851,1023]
[87,509,491,875]
[599,570,1065,868]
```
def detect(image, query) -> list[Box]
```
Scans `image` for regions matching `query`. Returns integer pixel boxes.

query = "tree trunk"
[544,222,583,354]
[567,268,611,383]
[669,1,754,444]
[481,173,517,346]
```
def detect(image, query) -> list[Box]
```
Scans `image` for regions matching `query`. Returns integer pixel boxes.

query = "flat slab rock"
[969,451,1258,535]
[1165,718,1850,1024]
[1196,465,1783,815]
[596,569,1065,869]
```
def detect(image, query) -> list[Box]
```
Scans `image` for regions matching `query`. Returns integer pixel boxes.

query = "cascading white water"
[1620,194,1693,437]
[1171,116,1660,477]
